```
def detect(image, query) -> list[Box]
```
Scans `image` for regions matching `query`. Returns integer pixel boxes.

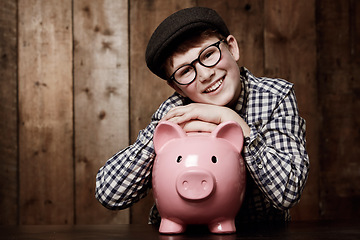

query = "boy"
[95,7,309,224]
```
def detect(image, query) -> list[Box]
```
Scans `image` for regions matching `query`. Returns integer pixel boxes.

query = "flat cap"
[145,7,230,80]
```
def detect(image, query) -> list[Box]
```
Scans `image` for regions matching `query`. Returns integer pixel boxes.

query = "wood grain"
[0,0,18,225]
[18,0,74,224]
[316,0,360,219]
[73,0,130,224]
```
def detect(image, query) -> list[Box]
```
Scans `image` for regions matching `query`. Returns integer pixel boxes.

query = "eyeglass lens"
[173,41,222,85]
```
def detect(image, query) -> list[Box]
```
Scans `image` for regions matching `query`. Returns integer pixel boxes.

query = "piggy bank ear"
[153,121,186,153]
[212,121,244,152]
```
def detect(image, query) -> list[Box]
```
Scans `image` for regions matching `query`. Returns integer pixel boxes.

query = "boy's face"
[168,35,241,107]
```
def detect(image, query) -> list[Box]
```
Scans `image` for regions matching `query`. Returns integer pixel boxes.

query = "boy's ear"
[226,35,240,61]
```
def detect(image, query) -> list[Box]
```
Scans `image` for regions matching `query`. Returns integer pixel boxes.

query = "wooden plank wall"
[1,0,130,225]
[0,0,18,225]
[0,0,359,225]
[317,0,360,219]
[18,0,74,224]
[73,0,129,225]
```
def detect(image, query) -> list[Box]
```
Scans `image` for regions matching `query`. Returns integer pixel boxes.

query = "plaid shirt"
[95,67,309,224]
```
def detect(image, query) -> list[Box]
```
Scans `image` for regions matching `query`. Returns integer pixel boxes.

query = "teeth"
[205,79,223,93]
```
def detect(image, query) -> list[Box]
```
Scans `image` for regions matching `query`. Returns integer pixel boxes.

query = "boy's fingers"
[161,106,185,120]
[182,120,217,133]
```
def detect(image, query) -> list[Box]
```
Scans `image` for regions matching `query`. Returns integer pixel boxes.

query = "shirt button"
[129,156,135,161]
[258,164,263,169]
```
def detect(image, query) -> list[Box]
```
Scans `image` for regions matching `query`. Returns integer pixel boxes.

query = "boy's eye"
[203,50,215,59]
[178,66,193,77]
[200,47,218,64]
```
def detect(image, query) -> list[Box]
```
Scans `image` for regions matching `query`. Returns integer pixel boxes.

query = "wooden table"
[1,221,359,240]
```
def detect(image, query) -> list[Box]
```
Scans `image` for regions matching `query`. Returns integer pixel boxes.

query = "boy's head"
[146,7,230,80]
[146,7,242,107]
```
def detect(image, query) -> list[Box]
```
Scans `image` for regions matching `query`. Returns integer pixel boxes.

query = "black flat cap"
[145,7,230,80]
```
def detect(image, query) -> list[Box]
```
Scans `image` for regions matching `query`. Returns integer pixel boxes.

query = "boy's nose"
[196,64,215,83]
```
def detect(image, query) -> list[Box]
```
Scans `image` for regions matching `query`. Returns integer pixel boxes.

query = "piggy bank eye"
[211,156,218,164]
[176,156,183,163]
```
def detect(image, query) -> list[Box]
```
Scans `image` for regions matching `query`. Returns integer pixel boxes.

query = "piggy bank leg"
[208,219,236,234]
[159,218,186,234]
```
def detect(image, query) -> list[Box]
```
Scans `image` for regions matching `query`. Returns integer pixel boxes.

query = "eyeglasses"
[169,39,225,85]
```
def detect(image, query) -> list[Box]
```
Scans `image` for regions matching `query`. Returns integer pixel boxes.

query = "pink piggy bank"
[152,120,246,234]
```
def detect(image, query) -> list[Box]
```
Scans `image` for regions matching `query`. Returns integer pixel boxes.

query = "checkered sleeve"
[95,93,186,210]
[243,84,309,211]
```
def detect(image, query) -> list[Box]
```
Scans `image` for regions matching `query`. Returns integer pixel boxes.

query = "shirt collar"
[234,67,249,116]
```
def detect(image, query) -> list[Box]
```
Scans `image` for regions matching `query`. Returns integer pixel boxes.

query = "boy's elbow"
[275,158,309,210]
[94,187,114,209]
[272,195,299,211]
[94,180,130,210]
[280,196,300,210]
[95,188,131,211]
[273,183,304,210]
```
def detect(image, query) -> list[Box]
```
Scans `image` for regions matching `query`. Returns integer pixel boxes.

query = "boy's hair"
[162,29,226,82]
[145,7,230,80]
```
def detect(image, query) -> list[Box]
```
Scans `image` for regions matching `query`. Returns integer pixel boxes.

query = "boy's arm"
[244,88,309,210]
[95,120,157,210]
[95,93,186,210]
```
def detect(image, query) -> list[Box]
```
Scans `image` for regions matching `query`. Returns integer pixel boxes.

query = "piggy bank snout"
[176,169,215,201]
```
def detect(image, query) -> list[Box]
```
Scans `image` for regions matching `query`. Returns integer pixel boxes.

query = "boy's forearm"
[95,123,157,210]
[161,103,250,137]
[95,93,187,210]
[243,122,309,210]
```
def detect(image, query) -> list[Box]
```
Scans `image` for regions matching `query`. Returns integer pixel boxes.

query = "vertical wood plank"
[198,0,265,76]
[317,0,360,219]
[74,0,130,224]
[18,0,74,224]
[264,0,319,220]
[0,0,18,225]
[129,0,195,224]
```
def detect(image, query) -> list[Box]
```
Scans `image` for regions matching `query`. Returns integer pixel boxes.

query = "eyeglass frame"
[169,39,226,85]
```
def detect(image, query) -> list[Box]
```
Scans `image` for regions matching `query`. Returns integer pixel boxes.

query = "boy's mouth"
[204,78,223,93]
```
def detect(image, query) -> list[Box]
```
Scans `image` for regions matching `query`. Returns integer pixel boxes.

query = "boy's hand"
[161,103,250,137]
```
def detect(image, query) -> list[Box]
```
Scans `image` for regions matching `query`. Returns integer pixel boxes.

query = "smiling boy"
[96,7,309,225]
[161,34,249,135]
